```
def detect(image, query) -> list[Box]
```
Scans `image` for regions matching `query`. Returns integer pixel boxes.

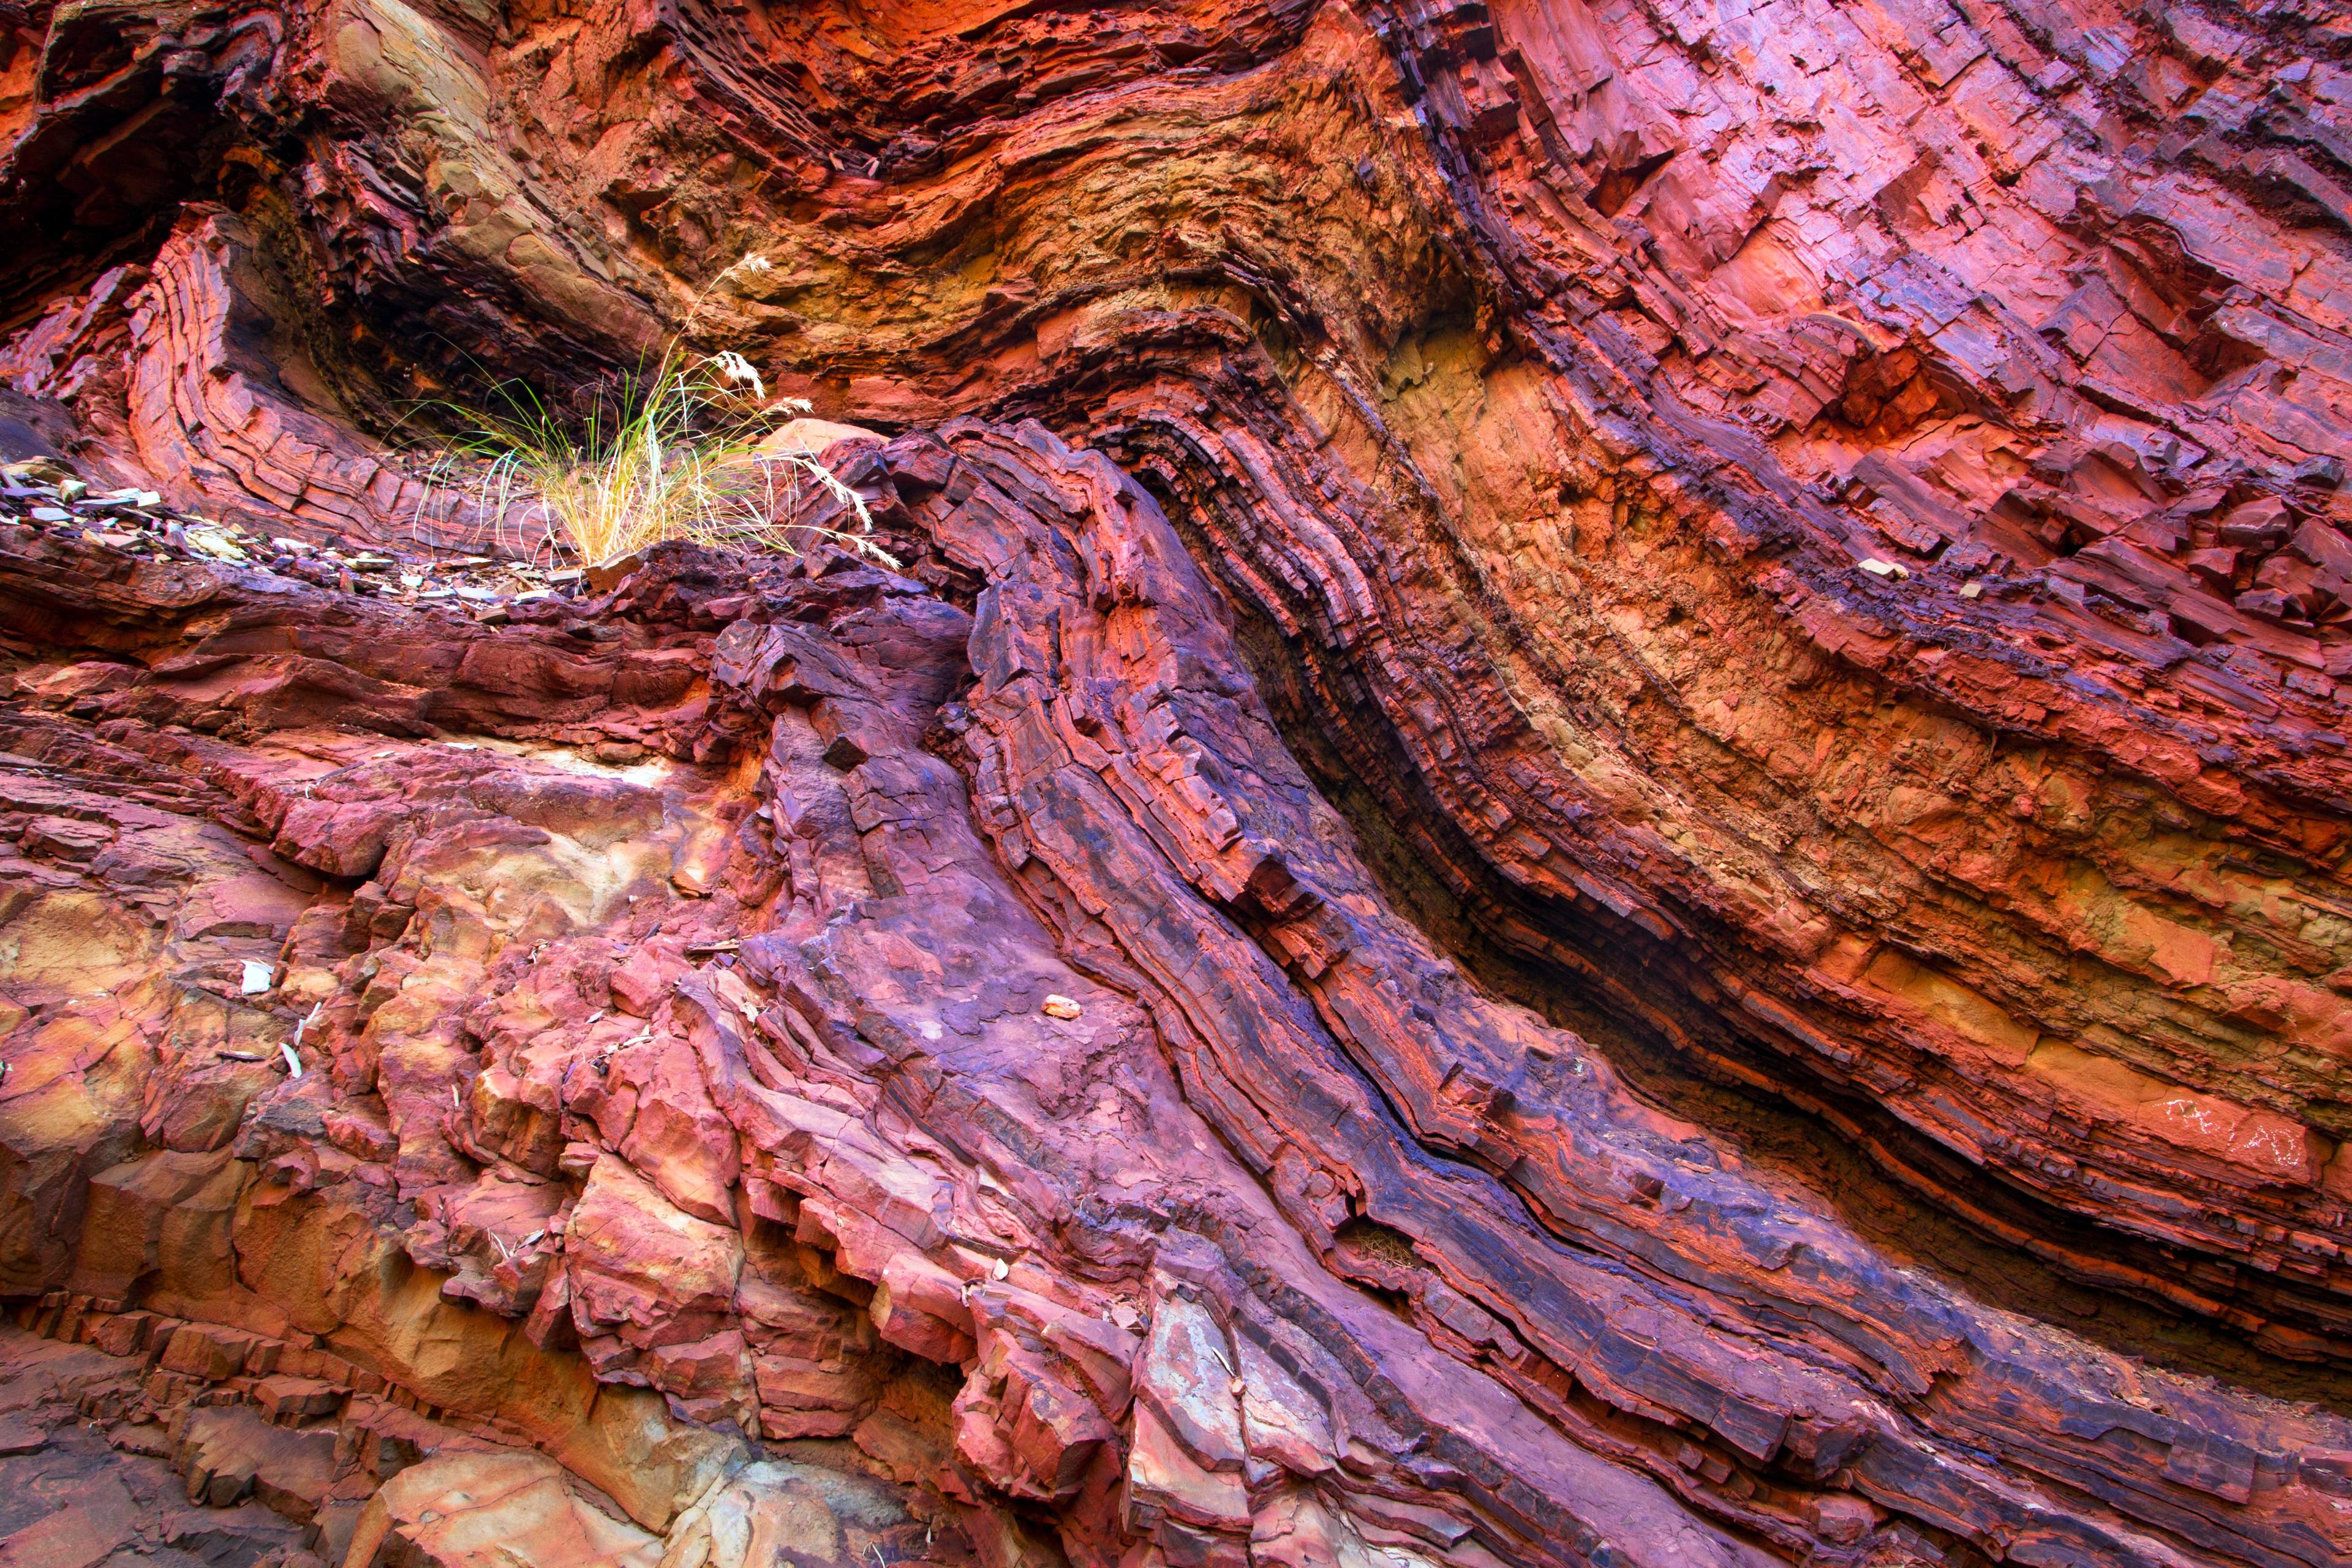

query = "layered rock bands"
[6,3,2352,1567]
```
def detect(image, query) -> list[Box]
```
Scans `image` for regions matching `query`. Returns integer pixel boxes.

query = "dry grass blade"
[409,257,897,570]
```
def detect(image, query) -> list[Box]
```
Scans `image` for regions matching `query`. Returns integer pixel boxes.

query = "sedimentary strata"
[7,2,2352,1567]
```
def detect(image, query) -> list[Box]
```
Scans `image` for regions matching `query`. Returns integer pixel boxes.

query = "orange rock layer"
[4,4,2352,1568]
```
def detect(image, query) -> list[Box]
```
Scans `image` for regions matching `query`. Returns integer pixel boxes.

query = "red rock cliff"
[4,3,2352,1567]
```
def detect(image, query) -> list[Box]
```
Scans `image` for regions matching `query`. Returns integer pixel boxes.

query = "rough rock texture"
[8,2,2352,1567]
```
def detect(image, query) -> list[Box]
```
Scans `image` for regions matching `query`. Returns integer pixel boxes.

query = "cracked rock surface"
[7,3,2352,1567]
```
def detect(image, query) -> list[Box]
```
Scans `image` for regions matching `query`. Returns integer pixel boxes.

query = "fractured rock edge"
[0,423,2346,1568]
[9,2,2352,1566]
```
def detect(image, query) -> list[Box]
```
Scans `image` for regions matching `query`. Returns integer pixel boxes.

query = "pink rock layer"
[4,4,2352,1567]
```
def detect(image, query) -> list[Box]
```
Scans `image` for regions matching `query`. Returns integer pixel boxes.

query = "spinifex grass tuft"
[411,257,897,568]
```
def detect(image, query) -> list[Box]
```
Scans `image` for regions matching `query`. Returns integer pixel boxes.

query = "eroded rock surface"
[7,3,2352,1568]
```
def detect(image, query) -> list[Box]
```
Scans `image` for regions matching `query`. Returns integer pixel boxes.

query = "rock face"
[6,3,2352,1567]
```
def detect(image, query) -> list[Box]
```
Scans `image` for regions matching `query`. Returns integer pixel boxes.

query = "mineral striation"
[4,3,2352,1567]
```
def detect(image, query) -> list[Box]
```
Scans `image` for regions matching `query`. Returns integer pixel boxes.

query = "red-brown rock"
[7,4,2352,1567]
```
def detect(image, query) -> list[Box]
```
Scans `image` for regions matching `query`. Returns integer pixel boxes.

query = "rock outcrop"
[6,3,2352,1567]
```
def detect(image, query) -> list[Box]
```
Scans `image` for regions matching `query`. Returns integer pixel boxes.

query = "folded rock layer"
[4,3,2352,1567]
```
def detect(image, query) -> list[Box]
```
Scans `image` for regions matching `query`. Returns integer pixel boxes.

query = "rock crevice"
[6,4,2352,1567]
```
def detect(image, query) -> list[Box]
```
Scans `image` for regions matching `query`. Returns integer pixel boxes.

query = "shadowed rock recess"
[9,2,2352,1566]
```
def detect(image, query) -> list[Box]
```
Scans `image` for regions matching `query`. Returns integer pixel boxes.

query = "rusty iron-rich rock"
[7,5,2352,1568]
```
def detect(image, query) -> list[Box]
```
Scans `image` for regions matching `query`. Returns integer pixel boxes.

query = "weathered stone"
[7,4,2352,1567]
[341,1451,661,1568]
